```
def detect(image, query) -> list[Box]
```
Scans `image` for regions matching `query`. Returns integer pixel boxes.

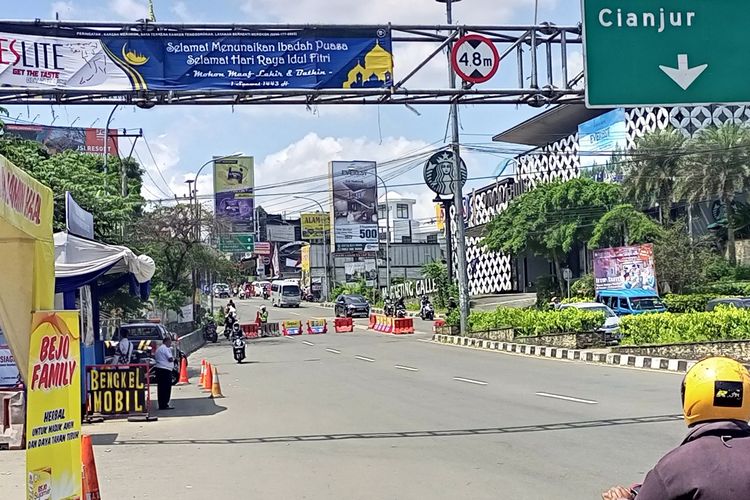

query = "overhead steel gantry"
[0,20,583,106]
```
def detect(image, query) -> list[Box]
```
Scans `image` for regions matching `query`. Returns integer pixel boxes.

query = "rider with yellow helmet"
[603,356,750,499]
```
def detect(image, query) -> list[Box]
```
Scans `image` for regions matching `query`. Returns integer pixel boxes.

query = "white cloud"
[172,1,193,22]
[110,0,148,21]
[51,1,76,19]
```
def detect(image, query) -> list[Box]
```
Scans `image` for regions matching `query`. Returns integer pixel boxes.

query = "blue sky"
[1,0,583,221]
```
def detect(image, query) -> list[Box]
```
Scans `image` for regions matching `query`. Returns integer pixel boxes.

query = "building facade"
[460,104,750,296]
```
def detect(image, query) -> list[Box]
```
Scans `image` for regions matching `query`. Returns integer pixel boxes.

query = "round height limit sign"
[451,34,500,84]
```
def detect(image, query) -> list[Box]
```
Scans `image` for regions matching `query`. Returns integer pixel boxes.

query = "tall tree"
[676,124,750,266]
[623,128,687,224]
[588,204,664,249]
[482,178,621,293]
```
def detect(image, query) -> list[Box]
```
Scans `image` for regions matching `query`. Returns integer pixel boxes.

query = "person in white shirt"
[154,336,175,410]
[116,330,133,364]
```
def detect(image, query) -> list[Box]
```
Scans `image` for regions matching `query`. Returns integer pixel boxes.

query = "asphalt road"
[1,297,687,499]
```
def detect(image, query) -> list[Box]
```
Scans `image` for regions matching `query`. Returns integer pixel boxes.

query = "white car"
[559,302,621,338]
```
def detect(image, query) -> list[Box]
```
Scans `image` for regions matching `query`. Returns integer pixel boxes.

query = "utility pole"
[440,0,470,335]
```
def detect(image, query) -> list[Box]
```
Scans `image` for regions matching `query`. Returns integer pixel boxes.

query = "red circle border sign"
[450,34,500,84]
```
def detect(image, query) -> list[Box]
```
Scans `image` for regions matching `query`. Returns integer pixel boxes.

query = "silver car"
[559,302,621,338]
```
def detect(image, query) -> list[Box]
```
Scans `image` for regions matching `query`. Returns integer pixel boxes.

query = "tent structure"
[0,155,55,383]
[54,232,155,366]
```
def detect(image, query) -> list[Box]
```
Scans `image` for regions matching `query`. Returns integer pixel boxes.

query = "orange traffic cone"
[178,357,190,384]
[203,362,213,391]
[81,434,101,500]
[210,366,224,398]
[199,360,206,386]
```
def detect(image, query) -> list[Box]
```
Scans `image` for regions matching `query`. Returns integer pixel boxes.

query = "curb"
[431,334,697,373]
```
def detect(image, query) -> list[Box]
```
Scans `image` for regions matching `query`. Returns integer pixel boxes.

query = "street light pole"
[293,196,330,301]
[102,104,119,188]
[375,174,391,295]
[440,0,470,335]
[191,152,244,242]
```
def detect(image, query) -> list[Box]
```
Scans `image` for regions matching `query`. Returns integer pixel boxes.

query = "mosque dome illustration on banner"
[344,42,393,88]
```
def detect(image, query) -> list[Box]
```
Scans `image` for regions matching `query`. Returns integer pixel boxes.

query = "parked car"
[706,297,750,311]
[271,280,301,308]
[104,322,185,385]
[559,302,621,342]
[335,294,371,318]
[213,283,231,298]
[595,289,667,316]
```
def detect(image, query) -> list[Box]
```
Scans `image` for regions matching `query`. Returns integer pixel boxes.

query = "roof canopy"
[493,104,610,147]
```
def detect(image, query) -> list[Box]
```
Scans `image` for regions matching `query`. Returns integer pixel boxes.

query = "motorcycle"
[231,324,246,363]
[203,320,218,343]
[224,311,238,340]
[262,289,270,300]
[239,289,247,300]
[420,301,435,321]
[383,299,395,317]
[394,298,407,318]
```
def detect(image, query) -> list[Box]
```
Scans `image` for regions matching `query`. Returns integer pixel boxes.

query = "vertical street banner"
[26,311,82,500]
[214,155,254,253]
[301,212,330,240]
[329,161,379,253]
[0,24,393,91]
[593,244,657,292]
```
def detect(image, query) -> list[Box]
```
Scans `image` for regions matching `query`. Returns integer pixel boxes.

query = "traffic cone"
[203,362,213,391]
[178,357,189,384]
[210,366,224,398]
[81,434,101,500]
[199,360,206,386]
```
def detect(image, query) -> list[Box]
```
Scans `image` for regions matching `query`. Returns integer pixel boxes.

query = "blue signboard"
[0,24,393,91]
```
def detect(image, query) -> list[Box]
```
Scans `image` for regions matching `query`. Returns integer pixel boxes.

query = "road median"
[431,333,698,373]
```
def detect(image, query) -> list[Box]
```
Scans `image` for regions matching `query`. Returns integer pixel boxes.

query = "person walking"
[154,336,175,410]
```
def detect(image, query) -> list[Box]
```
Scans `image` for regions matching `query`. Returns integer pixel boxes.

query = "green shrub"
[688,281,750,296]
[570,274,595,298]
[468,307,604,336]
[620,307,750,345]
[662,294,718,313]
[561,296,595,304]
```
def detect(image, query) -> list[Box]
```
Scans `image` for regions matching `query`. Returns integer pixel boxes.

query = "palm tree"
[677,123,750,266]
[623,128,687,224]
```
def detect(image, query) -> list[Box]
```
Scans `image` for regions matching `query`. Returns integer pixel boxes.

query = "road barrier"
[175,328,204,356]
[374,315,394,333]
[282,320,302,336]
[307,319,327,334]
[393,318,415,335]
[334,317,354,333]
[260,322,281,337]
[368,314,377,329]
[241,323,259,339]
[433,319,446,333]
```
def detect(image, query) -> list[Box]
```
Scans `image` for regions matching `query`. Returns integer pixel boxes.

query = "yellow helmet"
[682,357,750,426]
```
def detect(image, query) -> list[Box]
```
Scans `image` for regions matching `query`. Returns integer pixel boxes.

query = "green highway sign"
[582,0,745,107]
[219,234,255,253]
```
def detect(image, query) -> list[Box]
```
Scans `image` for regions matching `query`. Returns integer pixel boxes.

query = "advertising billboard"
[301,212,330,240]
[214,156,254,235]
[4,123,118,155]
[344,260,377,285]
[593,243,657,292]
[578,108,627,183]
[0,24,393,91]
[330,161,379,253]
[267,224,296,242]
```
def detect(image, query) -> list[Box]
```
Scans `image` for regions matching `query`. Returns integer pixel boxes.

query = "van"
[271,280,301,308]
[595,289,666,316]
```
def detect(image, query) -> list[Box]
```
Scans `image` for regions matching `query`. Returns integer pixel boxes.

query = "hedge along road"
[0,296,687,499]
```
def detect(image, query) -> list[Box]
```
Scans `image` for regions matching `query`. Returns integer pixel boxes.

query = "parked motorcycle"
[203,320,218,343]
[231,324,246,363]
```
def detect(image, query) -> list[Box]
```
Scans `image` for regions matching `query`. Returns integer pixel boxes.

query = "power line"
[142,135,176,197]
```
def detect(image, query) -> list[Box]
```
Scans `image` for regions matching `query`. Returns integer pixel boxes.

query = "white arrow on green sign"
[582,0,739,107]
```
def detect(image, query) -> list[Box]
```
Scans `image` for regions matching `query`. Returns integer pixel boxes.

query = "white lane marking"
[326,348,341,354]
[453,377,488,386]
[355,355,375,362]
[416,339,433,343]
[285,311,303,316]
[535,392,598,405]
[395,365,418,372]
[302,340,315,346]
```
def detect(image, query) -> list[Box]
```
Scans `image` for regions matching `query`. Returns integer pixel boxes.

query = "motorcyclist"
[602,356,750,500]
[394,297,406,317]
[226,299,236,312]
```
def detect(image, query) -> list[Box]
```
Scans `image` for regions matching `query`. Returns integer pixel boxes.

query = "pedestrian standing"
[155,336,175,410]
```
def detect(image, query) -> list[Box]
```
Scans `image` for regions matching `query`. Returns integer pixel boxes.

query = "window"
[619,298,629,310]
[401,236,412,243]
[396,203,409,219]
[378,204,387,219]
[426,234,438,244]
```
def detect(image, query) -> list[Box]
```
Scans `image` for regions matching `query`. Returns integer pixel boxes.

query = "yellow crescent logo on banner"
[122,43,149,65]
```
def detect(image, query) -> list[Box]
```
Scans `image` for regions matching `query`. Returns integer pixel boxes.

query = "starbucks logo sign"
[423,150,467,196]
